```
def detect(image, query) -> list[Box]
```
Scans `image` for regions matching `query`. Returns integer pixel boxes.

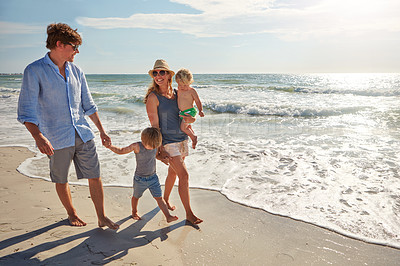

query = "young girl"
[175,68,204,149]
[106,127,178,222]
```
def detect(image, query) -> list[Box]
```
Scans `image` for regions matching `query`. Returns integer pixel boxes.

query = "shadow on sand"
[0,207,198,265]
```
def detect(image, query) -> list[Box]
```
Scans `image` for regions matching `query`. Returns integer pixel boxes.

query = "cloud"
[0,21,44,35]
[0,43,43,49]
[76,0,400,40]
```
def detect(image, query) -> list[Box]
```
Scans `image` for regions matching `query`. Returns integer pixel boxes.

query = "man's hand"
[34,134,54,156]
[100,131,111,147]
[24,122,54,156]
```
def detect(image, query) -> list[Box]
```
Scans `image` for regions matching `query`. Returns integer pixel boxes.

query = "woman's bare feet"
[166,215,179,223]
[98,216,119,230]
[186,214,203,225]
[68,215,87,227]
[132,212,142,220]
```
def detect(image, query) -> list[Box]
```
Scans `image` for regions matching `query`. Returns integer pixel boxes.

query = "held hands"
[100,131,112,148]
[156,149,170,165]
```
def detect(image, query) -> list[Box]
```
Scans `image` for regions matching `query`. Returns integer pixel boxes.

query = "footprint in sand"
[50,230,74,239]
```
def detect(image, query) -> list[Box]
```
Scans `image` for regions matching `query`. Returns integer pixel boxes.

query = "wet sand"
[0,146,399,265]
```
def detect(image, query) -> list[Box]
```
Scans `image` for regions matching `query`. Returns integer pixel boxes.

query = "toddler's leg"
[154,197,178,223]
[180,122,198,149]
[131,196,141,220]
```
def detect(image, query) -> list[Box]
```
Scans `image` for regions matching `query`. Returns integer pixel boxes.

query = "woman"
[144,59,203,225]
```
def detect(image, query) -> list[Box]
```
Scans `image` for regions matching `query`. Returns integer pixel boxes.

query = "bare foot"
[98,216,119,230]
[132,213,142,220]
[68,215,87,227]
[165,201,176,211]
[192,136,198,149]
[166,215,178,223]
[186,215,203,225]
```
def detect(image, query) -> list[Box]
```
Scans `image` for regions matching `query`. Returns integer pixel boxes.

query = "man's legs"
[51,145,86,227]
[55,183,86,226]
[88,177,119,230]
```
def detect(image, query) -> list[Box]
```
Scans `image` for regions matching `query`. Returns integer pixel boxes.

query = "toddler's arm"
[192,89,204,117]
[108,143,139,155]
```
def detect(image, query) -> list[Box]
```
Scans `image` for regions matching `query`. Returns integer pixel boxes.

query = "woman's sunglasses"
[152,70,167,77]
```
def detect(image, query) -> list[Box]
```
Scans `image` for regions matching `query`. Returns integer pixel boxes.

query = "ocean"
[1,73,399,249]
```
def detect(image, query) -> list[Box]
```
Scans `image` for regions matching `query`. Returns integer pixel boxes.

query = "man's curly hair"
[46,23,82,50]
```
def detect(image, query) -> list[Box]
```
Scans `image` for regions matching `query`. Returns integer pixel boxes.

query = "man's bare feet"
[166,215,179,223]
[68,215,87,227]
[165,201,176,211]
[192,136,198,149]
[98,216,119,230]
[186,214,203,225]
[132,212,142,220]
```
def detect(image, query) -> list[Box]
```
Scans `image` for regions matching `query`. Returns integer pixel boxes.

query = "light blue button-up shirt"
[17,53,98,150]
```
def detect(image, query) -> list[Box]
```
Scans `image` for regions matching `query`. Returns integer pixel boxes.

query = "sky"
[1,0,400,74]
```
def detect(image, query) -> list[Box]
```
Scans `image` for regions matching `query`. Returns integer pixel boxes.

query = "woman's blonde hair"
[141,127,162,149]
[143,77,174,103]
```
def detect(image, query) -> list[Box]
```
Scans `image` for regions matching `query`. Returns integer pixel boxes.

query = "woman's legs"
[169,155,202,224]
[154,197,178,223]
[163,165,177,210]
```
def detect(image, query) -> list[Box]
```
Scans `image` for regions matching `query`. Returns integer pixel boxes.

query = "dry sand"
[0,146,399,265]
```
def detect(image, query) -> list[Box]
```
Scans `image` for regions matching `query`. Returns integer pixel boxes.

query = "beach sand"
[0,146,399,265]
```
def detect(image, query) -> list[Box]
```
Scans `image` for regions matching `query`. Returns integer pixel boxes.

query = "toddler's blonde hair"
[175,68,194,85]
[141,127,162,149]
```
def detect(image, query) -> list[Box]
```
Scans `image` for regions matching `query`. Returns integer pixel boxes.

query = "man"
[17,23,118,229]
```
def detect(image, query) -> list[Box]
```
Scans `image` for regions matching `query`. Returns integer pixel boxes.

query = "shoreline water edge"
[1,146,400,265]
[1,73,400,250]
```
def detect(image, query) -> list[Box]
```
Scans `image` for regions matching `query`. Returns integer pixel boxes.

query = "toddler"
[106,127,178,222]
[175,68,204,149]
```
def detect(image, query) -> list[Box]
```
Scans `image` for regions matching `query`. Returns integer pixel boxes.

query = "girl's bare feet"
[68,215,87,227]
[98,216,119,230]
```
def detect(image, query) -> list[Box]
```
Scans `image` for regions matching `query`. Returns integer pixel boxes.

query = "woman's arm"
[145,93,171,164]
[179,113,196,123]
[146,93,159,128]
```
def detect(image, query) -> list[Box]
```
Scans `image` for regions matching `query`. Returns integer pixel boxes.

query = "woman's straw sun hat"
[148,59,175,77]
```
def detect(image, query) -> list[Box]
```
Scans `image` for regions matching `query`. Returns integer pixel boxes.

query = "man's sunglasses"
[66,43,80,51]
[152,70,167,77]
